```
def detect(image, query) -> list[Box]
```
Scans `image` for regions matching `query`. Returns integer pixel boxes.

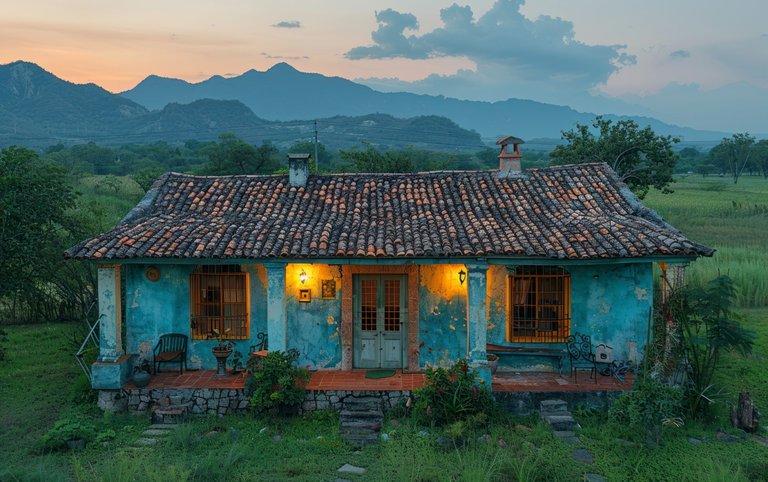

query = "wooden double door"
[353,275,408,369]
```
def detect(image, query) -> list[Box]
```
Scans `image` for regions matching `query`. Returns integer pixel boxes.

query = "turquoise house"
[66,140,711,395]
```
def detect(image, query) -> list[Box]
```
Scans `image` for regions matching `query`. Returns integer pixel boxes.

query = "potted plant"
[487,353,499,374]
[211,328,233,376]
[132,358,152,388]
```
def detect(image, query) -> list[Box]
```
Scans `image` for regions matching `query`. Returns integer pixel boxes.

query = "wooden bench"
[153,333,188,374]
[486,343,566,375]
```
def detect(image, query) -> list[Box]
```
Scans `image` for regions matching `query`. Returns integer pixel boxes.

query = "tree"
[200,133,279,175]
[0,147,95,323]
[709,133,755,184]
[289,141,331,172]
[751,139,768,179]
[550,116,680,198]
[339,143,414,173]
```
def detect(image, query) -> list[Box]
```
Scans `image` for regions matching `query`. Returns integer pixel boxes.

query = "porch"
[124,368,633,393]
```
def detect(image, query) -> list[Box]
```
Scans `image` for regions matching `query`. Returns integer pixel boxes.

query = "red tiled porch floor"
[125,369,633,392]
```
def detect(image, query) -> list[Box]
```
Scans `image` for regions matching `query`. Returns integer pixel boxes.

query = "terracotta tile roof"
[65,163,712,260]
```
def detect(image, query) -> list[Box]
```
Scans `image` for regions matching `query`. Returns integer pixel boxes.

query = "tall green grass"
[644,176,768,307]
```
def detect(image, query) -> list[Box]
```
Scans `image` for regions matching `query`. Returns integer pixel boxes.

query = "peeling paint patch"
[599,302,611,313]
[131,287,141,309]
[634,287,648,300]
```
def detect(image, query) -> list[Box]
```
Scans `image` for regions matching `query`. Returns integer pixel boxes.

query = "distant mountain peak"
[266,62,298,74]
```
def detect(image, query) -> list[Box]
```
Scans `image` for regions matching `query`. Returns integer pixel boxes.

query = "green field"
[644,175,768,307]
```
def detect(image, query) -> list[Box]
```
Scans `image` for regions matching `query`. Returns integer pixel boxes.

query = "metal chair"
[566,333,596,383]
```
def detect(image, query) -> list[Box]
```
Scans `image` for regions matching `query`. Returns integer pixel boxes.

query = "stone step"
[340,410,383,419]
[539,399,568,414]
[343,433,380,446]
[542,414,578,431]
[148,424,179,431]
[142,428,175,436]
[152,406,189,424]
[343,396,383,405]
[341,420,382,431]
[135,437,160,446]
[553,430,576,438]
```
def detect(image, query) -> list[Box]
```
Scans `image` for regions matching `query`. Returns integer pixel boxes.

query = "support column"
[97,264,123,362]
[466,262,491,387]
[92,264,130,391]
[265,262,287,352]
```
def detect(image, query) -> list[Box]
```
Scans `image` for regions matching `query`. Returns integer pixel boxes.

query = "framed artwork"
[298,289,311,303]
[321,279,336,299]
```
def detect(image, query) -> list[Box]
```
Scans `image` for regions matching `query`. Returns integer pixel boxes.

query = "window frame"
[506,266,571,343]
[190,265,250,340]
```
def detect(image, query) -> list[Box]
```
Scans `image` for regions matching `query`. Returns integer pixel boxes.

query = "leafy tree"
[339,143,414,173]
[0,147,96,322]
[551,116,680,198]
[288,141,331,172]
[200,133,280,175]
[131,167,164,193]
[709,133,755,184]
[751,139,768,179]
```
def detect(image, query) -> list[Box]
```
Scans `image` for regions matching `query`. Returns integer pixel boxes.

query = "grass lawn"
[1,317,767,481]
[644,175,768,307]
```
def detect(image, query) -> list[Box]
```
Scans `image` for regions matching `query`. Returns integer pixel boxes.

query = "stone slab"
[337,464,366,475]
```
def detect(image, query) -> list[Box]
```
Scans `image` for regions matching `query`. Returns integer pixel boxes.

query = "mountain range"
[0,60,731,151]
[0,61,484,151]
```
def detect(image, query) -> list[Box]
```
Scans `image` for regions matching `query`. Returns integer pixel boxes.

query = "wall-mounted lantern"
[299,269,308,284]
[458,269,467,285]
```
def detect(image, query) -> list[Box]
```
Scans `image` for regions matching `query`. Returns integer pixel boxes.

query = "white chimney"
[288,153,311,187]
[496,135,524,178]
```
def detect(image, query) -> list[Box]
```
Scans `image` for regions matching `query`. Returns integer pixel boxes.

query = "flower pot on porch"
[487,354,499,375]
[132,369,151,388]
[212,349,233,376]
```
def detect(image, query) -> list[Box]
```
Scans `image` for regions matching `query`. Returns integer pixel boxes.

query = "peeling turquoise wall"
[418,265,468,367]
[284,264,342,370]
[125,264,267,370]
[124,263,341,371]
[485,263,652,370]
[123,261,651,373]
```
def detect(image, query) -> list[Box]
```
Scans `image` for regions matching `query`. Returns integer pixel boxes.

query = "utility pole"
[314,119,319,174]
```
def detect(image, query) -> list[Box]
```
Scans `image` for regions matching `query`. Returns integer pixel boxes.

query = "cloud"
[346,9,429,60]
[260,52,309,60]
[272,20,301,29]
[347,0,633,91]
[670,49,690,59]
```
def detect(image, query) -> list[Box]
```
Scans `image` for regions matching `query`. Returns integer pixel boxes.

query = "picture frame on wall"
[299,288,311,303]
[321,279,336,299]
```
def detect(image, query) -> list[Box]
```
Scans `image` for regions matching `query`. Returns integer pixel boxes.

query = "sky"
[2,0,767,133]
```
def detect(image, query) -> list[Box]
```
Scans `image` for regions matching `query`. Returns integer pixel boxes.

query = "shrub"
[670,276,755,417]
[245,350,310,415]
[39,414,97,450]
[410,359,495,426]
[609,377,683,443]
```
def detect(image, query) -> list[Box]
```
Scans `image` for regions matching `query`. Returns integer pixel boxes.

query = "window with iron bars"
[190,265,249,340]
[507,266,570,343]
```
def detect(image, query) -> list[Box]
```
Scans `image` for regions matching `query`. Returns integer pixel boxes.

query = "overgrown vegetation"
[671,276,755,417]
[410,359,495,426]
[244,350,310,415]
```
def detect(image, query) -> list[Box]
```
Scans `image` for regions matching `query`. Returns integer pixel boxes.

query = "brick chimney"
[496,135,524,178]
[288,153,311,187]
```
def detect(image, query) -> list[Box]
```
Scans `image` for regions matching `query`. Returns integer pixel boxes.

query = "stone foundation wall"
[114,388,412,416]
[125,388,249,416]
[301,390,410,412]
